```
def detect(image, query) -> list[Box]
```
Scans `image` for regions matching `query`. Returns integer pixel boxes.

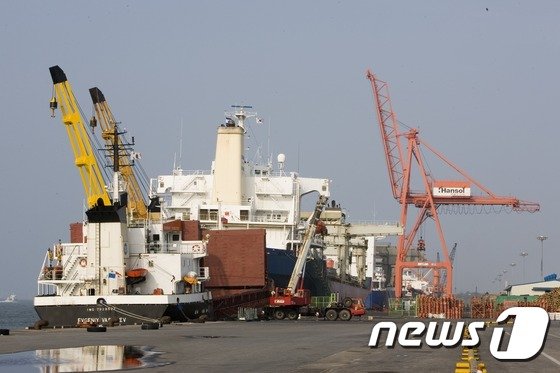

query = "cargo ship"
[152,106,399,301]
[34,66,213,327]
[34,177,214,327]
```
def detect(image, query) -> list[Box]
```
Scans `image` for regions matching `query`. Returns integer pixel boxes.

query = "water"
[0,300,38,330]
[0,345,170,372]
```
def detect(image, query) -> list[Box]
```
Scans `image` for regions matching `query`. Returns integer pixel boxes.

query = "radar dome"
[277,153,286,163]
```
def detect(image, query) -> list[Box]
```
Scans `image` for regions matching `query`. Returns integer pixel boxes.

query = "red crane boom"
[366,70,539,298]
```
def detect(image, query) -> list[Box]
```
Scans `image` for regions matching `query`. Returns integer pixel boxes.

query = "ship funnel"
[211,124,244,205]
[212,106,259,204]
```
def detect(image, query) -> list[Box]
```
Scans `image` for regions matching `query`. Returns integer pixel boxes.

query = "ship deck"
[1,317,559,372]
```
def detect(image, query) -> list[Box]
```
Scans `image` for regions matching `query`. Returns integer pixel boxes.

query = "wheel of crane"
[338,309,352,321]
[273,309,286,320]
[325,309,338,321]
[342,297,353,308]
[287,309,298,320]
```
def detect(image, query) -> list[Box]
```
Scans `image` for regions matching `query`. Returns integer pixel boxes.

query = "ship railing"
[252,214,290,223]
[37,251,51,296]
[172,169,211,176]
[61,270,81,295]
[37,251,48,282]
[180,241,207,256]
[255,170,290,178]
[147,242,208,256]
[62,243,87,256]
[347,220,401,227]
[61,244,86,279]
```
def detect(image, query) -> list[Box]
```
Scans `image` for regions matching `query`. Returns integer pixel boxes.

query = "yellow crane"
[89,87,148,220]
[49,66,111,208]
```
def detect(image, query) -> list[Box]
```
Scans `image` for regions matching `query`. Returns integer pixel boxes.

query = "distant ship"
[1,294,16,303]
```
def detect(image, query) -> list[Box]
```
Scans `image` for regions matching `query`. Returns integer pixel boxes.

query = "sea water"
[0,300,38,329]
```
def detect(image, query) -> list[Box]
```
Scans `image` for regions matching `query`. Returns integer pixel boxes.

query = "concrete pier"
[1,318,559,372]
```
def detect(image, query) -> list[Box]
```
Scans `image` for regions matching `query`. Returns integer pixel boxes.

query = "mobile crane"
[49,66,111,208]
[266,195,328,320]
[266,195,366,321]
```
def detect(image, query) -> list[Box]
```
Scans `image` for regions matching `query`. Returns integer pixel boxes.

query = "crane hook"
[49,97,57,118]
[89,115,97,133]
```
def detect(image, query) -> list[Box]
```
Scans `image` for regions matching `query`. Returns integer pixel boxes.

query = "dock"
[1,317,559,372]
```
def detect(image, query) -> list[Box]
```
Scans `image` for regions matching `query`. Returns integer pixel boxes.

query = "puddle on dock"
[0,345,170,372]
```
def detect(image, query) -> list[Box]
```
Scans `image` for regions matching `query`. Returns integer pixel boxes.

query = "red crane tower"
[366,70,540,298]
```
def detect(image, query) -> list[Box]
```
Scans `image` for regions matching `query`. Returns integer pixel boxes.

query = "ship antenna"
[230,105,255,130]
[267,117,271,168]
[297,142,300,173]
[178,117,184,169]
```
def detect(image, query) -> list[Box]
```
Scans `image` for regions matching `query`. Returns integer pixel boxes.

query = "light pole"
[537,235,548,279]
[520,251,528,282]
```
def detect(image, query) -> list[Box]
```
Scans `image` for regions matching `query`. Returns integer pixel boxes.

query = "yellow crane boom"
[89,87,148,220]
[49,66,111,208]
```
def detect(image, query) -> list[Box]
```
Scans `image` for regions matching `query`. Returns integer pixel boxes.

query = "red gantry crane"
[366,70,540,298]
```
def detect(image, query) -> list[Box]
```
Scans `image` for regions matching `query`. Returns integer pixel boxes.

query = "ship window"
[262,171,268,176]
[255,170,261,175]
[267,213,282,221]
[153,234,160,242]
[199,208,218,221]
[240,210,249,221]
[172,234,180,241]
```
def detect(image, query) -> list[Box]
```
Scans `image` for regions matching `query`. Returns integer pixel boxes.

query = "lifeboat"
[127,268,148,278]
[126,268,148,285]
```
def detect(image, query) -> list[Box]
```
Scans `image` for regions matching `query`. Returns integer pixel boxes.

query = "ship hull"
[364,289,392,310]
[34,293,212,327]
[267,248,374,299]
[266,248,393,309]
[328,277,370,299]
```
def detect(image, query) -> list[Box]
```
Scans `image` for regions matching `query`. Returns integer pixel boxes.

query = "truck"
[322,296,366,321]
[266,293,366,321]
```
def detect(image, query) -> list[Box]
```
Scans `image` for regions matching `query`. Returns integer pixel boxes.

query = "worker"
[47,248,54,267]
[55,239,63,265]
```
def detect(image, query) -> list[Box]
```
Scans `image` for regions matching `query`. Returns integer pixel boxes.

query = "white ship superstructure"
[152,106,331,251]
[152,106,403,296]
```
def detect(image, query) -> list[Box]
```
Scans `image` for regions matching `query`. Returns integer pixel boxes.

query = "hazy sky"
[1,1,558,299]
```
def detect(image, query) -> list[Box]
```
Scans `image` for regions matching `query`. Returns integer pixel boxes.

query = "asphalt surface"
[1,317,559,372]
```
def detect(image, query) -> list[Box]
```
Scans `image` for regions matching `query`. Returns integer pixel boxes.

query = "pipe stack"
[417,295,464,319]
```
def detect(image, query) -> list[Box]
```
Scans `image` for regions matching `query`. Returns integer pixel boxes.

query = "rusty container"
[202,229,267,289]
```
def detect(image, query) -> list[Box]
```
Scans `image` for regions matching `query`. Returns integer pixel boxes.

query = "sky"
[1,1,558,299]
